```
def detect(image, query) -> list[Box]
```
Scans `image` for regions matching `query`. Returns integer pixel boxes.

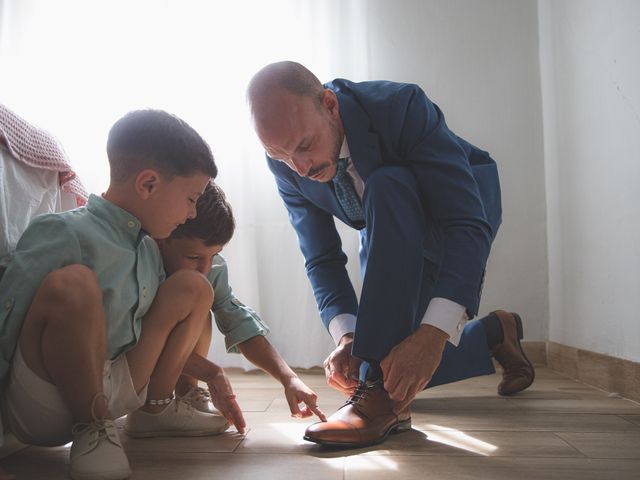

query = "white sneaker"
[180,386,216,414]
[124,398,229,438]
[70,419,131,480]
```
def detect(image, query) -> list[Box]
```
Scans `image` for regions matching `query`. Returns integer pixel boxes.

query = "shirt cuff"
[420,297,468,346]
[328,313,357,345]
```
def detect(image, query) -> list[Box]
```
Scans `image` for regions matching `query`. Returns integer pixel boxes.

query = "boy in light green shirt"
[157,182,326,421]
[0,110,241,480]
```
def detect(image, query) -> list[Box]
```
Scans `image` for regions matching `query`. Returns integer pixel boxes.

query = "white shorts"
[1,347,147,446]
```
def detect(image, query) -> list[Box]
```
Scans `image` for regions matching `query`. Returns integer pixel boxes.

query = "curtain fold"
[0,0,369,368]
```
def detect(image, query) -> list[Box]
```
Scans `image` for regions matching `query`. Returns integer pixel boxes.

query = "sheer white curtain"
[0,0,370,368]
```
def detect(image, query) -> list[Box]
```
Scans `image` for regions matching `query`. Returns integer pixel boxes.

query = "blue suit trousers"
[352,166,495,387]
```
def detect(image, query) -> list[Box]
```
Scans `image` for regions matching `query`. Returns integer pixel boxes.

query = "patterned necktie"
[332,158,364,224]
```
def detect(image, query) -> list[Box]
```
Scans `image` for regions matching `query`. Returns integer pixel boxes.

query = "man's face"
[254,89,343,183]
[158,237,223,275]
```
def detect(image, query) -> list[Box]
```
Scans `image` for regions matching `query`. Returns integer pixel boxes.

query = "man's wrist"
[415,323,450,342]
[338,332,354,346]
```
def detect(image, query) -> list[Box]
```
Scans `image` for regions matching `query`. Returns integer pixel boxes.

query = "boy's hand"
[207,370,246,434]
[283,376,327,421]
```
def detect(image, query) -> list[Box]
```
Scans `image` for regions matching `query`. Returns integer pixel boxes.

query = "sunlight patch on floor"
[420,424,498,456]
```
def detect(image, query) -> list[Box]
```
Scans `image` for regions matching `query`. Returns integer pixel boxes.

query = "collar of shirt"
[339,136,351,159]
[86,194,146,246]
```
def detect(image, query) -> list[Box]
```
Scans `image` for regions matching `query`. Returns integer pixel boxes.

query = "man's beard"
[308,120,342,181]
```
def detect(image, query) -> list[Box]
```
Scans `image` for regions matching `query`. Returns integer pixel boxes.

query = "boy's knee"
[39,265,102,312]
[165,269,214,306]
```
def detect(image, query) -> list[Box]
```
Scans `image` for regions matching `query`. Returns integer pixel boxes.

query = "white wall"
[362,0,549,339]
[539,0,640,362]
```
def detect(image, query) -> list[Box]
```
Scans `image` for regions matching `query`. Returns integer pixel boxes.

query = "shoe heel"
[512,313,524,340]
[392,418,412,433]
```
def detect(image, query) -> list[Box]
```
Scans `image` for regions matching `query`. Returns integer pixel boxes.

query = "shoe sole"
[303,418,412,448]
[70,467,132,480]
[499,312,535,396]
[125,425,229,438]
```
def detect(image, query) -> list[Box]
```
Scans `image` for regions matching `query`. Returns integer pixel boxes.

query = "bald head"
[247,62,344,182]
[247,61,325,118]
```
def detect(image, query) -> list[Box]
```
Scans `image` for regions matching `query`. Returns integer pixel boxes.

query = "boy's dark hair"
[170,181,235,246]
[107,109,217,183]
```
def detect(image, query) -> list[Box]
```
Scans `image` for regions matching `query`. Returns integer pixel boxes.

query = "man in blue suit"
[247,61,534,447]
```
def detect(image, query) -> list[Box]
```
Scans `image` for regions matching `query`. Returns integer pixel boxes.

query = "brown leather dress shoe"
[303,380,411,447]
[491,310,535,395]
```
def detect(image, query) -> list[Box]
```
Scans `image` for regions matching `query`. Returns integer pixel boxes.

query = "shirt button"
[127,221,135,228]
[4,300,12,310]
[142,287,147,297]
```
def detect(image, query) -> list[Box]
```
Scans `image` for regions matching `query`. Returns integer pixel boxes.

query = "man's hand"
[380,324,449,413]
[206,369,247,434]
[323,333,361,395]
[282,375,327,421]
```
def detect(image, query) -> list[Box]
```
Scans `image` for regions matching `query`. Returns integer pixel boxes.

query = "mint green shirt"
[208,255,269,353]
[0,194,165,385]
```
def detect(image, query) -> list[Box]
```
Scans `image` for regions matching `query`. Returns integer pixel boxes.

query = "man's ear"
[322,89,340,119]
[135,169,161,199]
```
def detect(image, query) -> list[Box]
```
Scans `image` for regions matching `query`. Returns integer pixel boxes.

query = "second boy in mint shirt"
[157,182,326,421]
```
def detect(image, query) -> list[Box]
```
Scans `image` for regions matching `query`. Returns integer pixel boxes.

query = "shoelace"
[172,396,197,420]
[345,379,383,406]
[71,394,120,449]
[71,419,120,449]
[184,386,211,404]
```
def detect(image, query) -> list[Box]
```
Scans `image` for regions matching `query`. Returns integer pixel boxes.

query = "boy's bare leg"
[18,265,109,423]
[175,318,212,396]
[125,270,213,413]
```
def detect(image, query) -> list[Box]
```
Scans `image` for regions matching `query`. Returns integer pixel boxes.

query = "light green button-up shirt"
[208,255,269,353]
[0,194,164,385]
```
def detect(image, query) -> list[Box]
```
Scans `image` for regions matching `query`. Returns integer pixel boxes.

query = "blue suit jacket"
[267,79,502,329]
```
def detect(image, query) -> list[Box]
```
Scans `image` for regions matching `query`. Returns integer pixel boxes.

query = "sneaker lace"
[181,386,212,406]
[71,393,120,448]
[173,396,196,418]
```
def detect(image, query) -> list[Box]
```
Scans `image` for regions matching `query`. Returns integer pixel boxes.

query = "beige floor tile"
[128,452,345,480]
[2,445,69,480]
[555,432,640,459]
[303,430,582,458]
[620,415,640,426]
[506,397,640,414]
[5,367,640,480]
[233,421,316,454]
[412,410,640,432]
[412,396,521,412]
[344,456,640,480]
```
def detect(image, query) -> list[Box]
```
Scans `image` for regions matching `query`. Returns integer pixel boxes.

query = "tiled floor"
[2,367,640,479]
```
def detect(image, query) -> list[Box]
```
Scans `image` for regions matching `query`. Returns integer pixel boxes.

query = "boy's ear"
[135,169,161,199]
